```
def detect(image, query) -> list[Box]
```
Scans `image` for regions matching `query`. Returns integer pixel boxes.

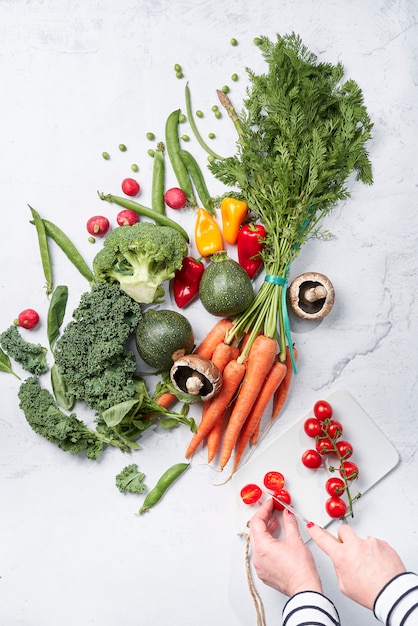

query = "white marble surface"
[1,1,417,625]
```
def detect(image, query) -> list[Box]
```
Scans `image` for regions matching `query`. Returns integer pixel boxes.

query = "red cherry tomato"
[315,437,335,455]
[86,215,110,237]
[325,477,346,497]
[17,308,40,330]
[272,488,292,511]
[313,399,333,421]
[121,177,140,196]
[325,419,343,439]
[164,187,187,209]
[339,461,359,481]
[336,440,353,460]
[116,209,139,226]
[303,417,323,438]
[325,496,347,519]
[240,483,262,505]
[301,449,322,469]
[263,471,285,491]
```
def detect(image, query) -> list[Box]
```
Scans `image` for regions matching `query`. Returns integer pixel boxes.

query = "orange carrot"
[207,415,223,463]
[193,318,233,359]
[271,346,298,421]
[154,391,177,409]
[210,342,240,373]
[231,359,287,473]
[185,358,246,458]
[219,335,278,470]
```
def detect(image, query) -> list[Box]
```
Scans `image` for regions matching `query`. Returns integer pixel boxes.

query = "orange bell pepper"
[220,197,248,244]
[194,208,223,257]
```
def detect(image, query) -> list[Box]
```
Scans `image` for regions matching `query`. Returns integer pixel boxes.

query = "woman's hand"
[307,522,407,609]
[249,498,322,596]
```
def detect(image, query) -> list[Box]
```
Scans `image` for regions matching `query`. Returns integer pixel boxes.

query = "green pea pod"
[29,205,53,295]
[179,149,215,215]
[47,285,69,351]
[184,83,224,160]
[98,193,190,242]
[165,109,197,208]
[42,219,95,285]
[139,462,190,514]
[151,142,166,215]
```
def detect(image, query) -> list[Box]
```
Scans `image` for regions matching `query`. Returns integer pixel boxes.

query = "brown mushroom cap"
[170,354,223,401]
[288,272,335,320]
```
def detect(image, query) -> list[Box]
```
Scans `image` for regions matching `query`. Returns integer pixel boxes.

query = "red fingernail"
[287,508,293,514]
[306,521,314,528]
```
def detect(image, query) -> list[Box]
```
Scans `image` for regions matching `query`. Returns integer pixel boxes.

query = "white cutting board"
[231,389,400,539]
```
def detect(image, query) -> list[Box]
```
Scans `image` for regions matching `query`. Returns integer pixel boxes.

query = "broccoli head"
[92,222,188,304]
[54,282,142,414]
[0,325,48,376]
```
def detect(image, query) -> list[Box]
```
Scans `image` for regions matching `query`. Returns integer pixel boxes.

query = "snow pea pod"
[29,205,53,295]
[139,462,190,514]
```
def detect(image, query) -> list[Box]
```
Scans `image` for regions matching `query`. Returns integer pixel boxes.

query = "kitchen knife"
[270,494,342,543]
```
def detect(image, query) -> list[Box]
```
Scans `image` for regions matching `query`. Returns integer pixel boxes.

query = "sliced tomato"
[325,496,347,519]
[240,483,262,505]
[272,488,292,511]
[263,471,285,491]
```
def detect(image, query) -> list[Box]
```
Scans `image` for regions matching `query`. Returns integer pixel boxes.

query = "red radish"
[121,178,140,196]
[116,209,139,226]
[86,215,110,237]
[16,309,40,330]
[164,187,187,209]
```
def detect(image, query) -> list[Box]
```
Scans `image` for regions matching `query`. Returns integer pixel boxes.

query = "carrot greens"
[210,33,373,367]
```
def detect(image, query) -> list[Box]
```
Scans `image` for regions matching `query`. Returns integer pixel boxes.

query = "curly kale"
[53,282,142,414]
[115,463,147,494]
[0,325,48,375]
[17,377,125,459]
[93,222,188,304]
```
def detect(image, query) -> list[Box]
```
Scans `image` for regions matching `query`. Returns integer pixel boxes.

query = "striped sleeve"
[282,591,340,625]
[374,572,418,625]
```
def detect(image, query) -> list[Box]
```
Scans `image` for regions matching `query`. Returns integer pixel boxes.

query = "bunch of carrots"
[183,318,297,476]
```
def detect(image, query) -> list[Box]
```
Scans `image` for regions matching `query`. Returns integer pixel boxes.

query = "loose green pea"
[174,63,182,72]
[254,37,262,46]
[131,163,139,172]
[88,236,96,244]
[214,110,222,119]
[179,113,187,123]
[230,37,238,46]
[222,85,230,94]
[146,132,155,141]
[181,134,190,142]
[119,143,127,152]
[231,73,238,81]
[102,151,110,160]
[211,105,219,112]
[176,71,184,79]
[196,110,203,118]
[148,149,155,157]
[208,132,216,139]
[208,155,215,163]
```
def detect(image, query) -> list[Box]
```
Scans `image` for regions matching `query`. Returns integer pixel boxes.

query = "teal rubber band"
[264,274,297,374]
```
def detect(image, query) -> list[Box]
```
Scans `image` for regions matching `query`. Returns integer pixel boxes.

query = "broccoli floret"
[0,325,48,376]
[54,282,142,414]
[115,463,147,494]
[92,222,188,304]
[17,377,124,459]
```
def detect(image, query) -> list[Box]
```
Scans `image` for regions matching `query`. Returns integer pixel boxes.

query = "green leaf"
[47,285,69,351]
[0,348,20,379]
[101,399,141,427]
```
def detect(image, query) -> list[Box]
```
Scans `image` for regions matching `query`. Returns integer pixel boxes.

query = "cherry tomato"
[336,440,353,460]
[164,187,187,209]
[325,419,343,439]
[301,449,322,469]
[313,399,333,421]
[315,437,335,455]
[121,177,140,196]
[325,477,346,497]
[339,461,359,481]
[240,483,262,505]
[116,209,139,226]
[303,417,323,438]
[325,496,347,519]
[272,488,292,511]
[16,308,40,330]
[86,215,110,237]
[263,471,285,491]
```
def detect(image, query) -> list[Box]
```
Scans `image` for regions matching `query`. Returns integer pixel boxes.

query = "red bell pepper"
[237,223,267,279]
[173,256,205,307]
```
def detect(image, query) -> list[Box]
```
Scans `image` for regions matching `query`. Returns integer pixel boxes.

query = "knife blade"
[270,493,342,543]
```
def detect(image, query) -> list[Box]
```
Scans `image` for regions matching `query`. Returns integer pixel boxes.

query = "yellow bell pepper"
[194,207,223,257]
[220,197,248,244]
